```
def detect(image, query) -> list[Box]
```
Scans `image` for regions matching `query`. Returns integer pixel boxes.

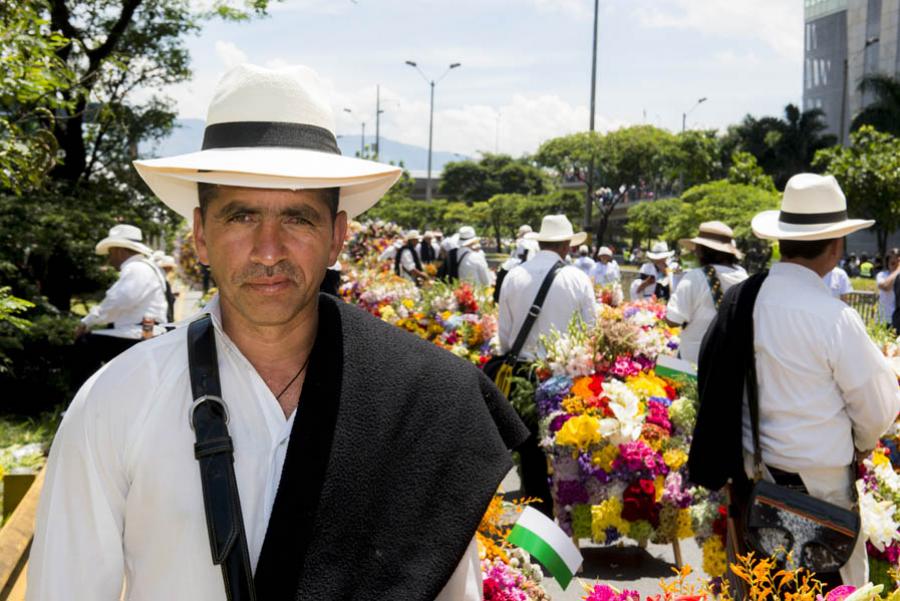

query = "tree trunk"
[877,228,888,260]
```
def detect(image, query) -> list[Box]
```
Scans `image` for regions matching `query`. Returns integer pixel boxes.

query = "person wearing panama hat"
[689,173,900,588]
[30,63,527,601]
[636,241,675,300]
[497,214,597,515]
[665,221,748,364]
[72,224,169,381]
[456,226,492,287]
[395,229,428,284]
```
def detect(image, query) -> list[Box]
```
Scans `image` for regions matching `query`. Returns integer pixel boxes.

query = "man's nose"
[250,220,288,266]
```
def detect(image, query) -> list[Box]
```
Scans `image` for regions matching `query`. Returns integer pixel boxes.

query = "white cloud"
[214,40,248,69]
[531,0,591,19]
[634,0,803,59]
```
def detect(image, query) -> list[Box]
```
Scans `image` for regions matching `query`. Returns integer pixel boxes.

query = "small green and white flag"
[506,506,583,589]
[654,354,697,381]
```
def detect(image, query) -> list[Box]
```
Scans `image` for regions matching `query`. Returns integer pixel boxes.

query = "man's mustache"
[233,262,300,284]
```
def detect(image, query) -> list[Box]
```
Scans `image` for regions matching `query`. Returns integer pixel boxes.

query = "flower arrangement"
[532,303,695,547]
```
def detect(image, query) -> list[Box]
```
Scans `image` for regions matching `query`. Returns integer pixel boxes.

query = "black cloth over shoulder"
[394,245,423,277]
[253,293,529,600]
[687,271,768,492]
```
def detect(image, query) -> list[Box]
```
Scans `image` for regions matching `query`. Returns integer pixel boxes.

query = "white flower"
[844,583,884,601]
[858,487,900,552]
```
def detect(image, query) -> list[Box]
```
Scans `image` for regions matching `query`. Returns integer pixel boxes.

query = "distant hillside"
[140,119,468,172]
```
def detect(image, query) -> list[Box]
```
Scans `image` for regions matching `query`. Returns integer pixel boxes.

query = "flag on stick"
[506,506,583,589]
[654,354,697,381]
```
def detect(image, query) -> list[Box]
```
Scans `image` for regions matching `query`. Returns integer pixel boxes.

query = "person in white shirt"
[29,63,526,601]
[378,238,403,262]
[630,262,658,301]
[573,244,595,275]
[416,231,438,263]
[590,246,620,285]
[823,265,853,302]
[875,249,900,325]
[666,221,748,365]
[635,242,674,301]
[694,174,900,588]
[395,230,428,284]
[498,214,597,516]
[73,224,168,382]
[456,226,493,287]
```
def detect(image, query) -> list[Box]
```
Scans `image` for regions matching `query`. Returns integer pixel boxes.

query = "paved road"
[500,469,707,600]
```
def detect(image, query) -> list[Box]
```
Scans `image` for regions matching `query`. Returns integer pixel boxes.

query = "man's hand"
[637,276,655,292]
[855,448,874,463]
[74,323,89,341]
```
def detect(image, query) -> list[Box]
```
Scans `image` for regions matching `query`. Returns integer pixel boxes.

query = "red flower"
[589,374,604,396]
[664,383,677,400]
[621,480,659,526]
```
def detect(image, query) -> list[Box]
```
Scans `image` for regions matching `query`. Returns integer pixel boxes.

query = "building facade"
[803,0,900,143]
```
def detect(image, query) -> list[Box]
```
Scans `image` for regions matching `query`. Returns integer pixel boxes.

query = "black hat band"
[201,121,341,155]
[779,209,848,225]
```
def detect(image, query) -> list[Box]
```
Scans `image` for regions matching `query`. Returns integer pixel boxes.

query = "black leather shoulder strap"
[187,315,257,601]
[506,261,564,363]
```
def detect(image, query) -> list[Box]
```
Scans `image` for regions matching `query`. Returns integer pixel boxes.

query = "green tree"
[813,125,900,257]
[851,74,900,136]
[670,129,723,189]
[727,151,776,192]
[624,198,683,248]
[665,180,779,273]
[485,194,527,250]
[439,153,548,204]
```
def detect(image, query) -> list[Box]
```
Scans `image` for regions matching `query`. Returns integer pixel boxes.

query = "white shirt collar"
[769,262,831,295]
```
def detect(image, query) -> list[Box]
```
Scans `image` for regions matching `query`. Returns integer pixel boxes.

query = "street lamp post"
[375,85,385,160]
[405,60,461,201]
[585,0,600,236]
[681,97,707,133]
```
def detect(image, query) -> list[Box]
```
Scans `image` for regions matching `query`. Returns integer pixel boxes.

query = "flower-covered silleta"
[533,302,695,549]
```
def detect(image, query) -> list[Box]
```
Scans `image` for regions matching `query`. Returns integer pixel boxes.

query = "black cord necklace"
[275,353,312,400]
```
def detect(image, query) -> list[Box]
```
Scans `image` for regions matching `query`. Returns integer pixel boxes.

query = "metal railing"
[845,291,880,325]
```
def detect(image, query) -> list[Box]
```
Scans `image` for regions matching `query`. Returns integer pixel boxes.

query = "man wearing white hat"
[493,226,539,302]
[456,226,492,287]
[395,229,428,284]
[573,244,595,275]
[498,214,597,515]
[689,174,900,588]
[29,64,527,601]
[665,221,747,365]
[73,224,168,378]
[589,246,620,286]
[636,241,674,301]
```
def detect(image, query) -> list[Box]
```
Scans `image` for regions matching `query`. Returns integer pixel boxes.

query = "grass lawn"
[851,277,877,292]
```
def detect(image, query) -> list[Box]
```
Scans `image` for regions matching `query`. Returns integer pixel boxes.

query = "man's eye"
[285,216,313,226]
[228,213,255,223]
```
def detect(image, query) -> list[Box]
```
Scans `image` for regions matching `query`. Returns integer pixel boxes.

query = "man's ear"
[193,207,209,265]
[329,211,348,266]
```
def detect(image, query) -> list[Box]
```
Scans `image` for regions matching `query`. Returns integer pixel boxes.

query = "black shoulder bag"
[743,308,860,573]
[483,261,564,397]
[187,315,257,601]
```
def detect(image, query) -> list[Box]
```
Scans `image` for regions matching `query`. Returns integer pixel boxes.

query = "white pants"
[743,454,867,586]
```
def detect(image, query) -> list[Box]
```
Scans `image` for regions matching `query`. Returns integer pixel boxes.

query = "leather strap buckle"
[189,395,230,431]
[527,304,542,317]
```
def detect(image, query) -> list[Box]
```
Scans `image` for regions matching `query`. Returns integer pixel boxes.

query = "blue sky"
[161,0,804,157]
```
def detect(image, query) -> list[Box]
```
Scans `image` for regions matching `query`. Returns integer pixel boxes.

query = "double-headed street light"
[682,97,708,133]
[405,60,461,201]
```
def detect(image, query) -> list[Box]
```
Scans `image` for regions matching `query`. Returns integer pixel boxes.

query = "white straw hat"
[751,173,873,241]
[458,226,480,247]
[404,229,421,242]
[525,214,587,246]
[646,241,674,260]
[597,246,613,257]
[95,224,153,256]
[680,221,743,259]
[517,224,533,238]
[133,64,402,222]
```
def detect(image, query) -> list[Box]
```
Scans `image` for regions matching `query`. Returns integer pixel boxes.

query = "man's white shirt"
[876,269,896,323]
[80,254,168,339]
[590,260,620,285]
[574,256,595,275]
[823,266,853,299]
[398,246,418,281]
[498,250,597,360]
[28,296,480,600]
[457,248,493,287]
[666,264,747,365]
[743,262,900,471]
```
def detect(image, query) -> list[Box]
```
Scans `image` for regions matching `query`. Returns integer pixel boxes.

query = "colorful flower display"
[533,302,695,548]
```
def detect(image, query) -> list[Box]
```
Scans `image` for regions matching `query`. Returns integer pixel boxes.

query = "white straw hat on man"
[680,221,743,259]
[458,226,480,247]
[133,64,402,221]
[646,241,674,260]
[751,173,873,241]
[95,224,153,256]
[525,215,587,246]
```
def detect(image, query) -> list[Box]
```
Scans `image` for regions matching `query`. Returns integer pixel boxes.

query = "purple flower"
[555,479,590,506]
[549,413,572,433]
[662,471,693,508]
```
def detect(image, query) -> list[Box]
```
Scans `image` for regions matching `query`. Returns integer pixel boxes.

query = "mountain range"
[140,118,468,173]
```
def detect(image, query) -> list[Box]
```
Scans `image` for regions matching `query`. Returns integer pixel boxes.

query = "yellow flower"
[872,449,891,468]
[402,298,415,309]
[654,476,665,503]
[555,414,601,451]
[561,395,589,416]
[591,445,619,471]
[591,498,630,543]
[663,448,688,471]
[626,372,669,400]
[379,305,396,320]
[702,537,728,578]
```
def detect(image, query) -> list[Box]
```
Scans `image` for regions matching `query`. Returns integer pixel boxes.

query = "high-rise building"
[803,0,900,144]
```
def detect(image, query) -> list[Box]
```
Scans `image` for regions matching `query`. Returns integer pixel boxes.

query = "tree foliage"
[439,153,549,204]
[624,198,683,247]
[727,151,776,192]
[851,74,900,137]
[813,125,900,257]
